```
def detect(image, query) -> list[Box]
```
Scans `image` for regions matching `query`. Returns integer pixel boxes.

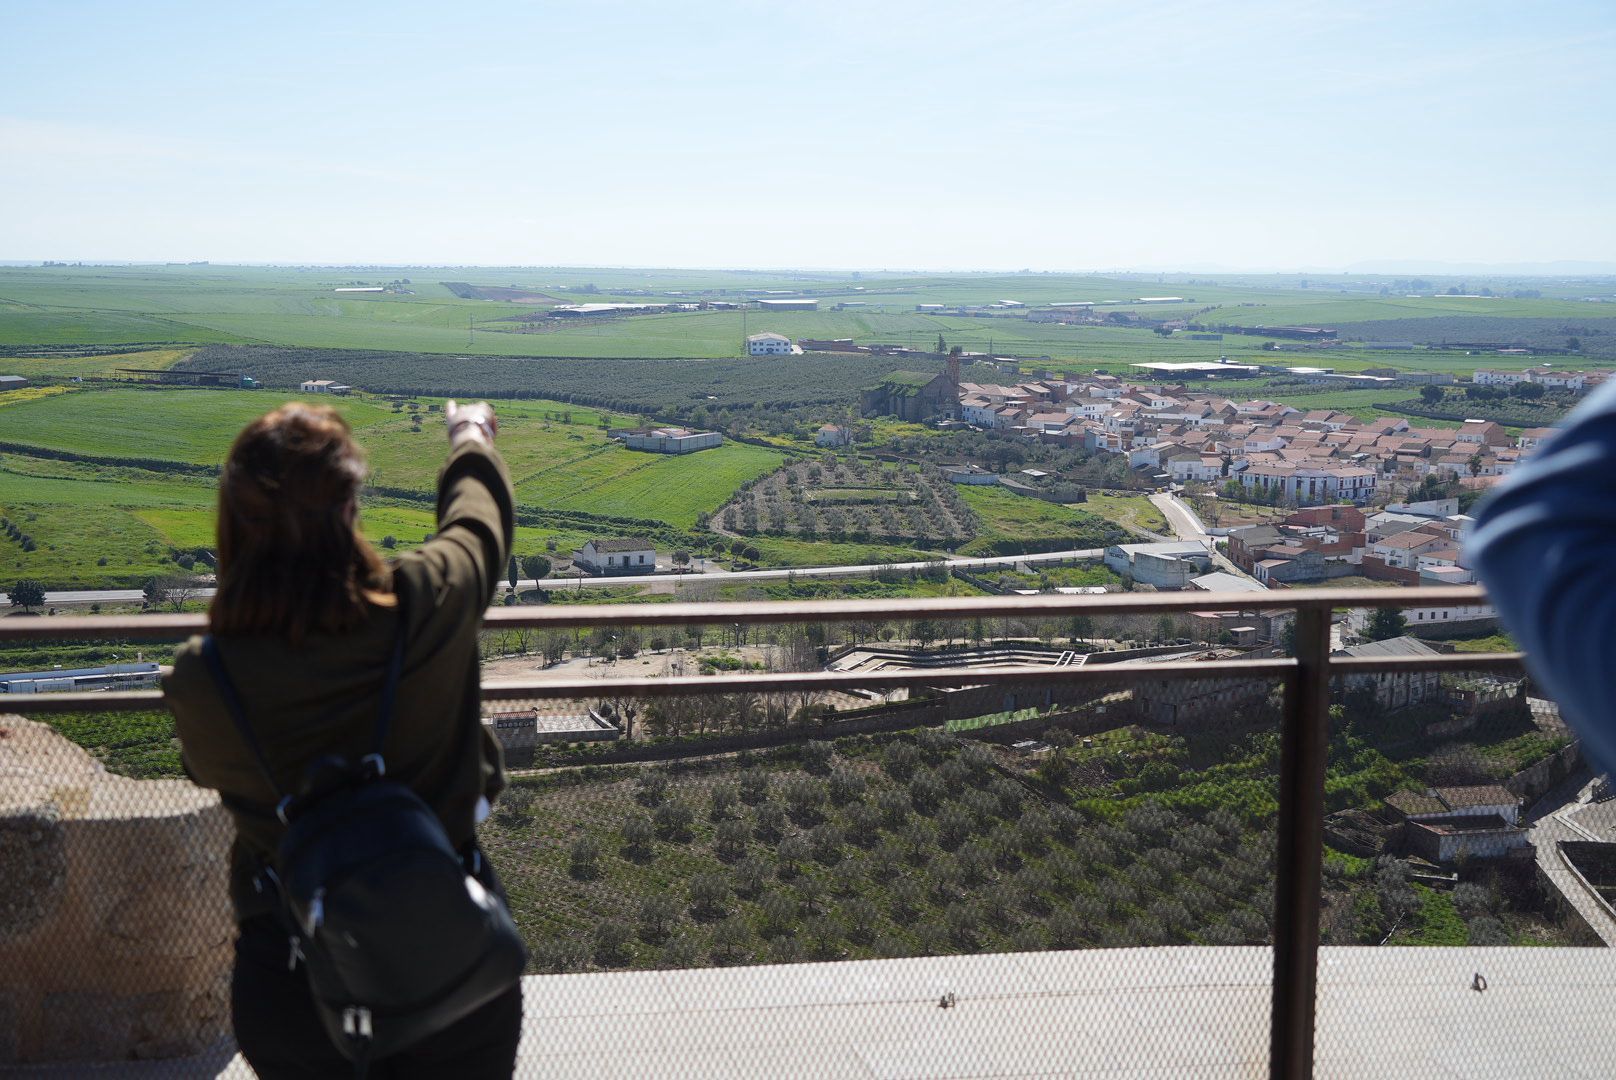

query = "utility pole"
[467,314,474,348]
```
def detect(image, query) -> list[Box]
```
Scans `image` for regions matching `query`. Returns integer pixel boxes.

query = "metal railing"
[0,584,1529,1079]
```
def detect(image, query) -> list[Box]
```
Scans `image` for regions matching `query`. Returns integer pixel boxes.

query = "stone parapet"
[0,716,233,1065]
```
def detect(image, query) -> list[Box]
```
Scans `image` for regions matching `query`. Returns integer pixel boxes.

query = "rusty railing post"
[1271,603,1331,1080]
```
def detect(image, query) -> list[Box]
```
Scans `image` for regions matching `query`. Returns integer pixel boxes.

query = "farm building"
[860,356,960,422]
[0,375,28,388]
[574,539,656,576]
[609,427,722,454]
[300,379,352,395]
[1103,541,1215,589]
[755,299,818,312]
[1130,362,1259,379]
[746,332,793,355]
[815,424,854,448]
[0,663,160,694]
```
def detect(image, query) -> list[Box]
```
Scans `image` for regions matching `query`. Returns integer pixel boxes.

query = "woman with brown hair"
[164,399,522,1077]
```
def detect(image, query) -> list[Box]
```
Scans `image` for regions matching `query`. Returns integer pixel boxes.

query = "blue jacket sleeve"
[1466,379,1616,772]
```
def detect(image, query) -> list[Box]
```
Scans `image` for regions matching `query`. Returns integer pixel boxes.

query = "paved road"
[1149,491,1212,542]
[1,548,1113,608]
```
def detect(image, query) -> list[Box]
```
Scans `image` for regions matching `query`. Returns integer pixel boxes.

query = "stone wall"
[0,716,234,1065]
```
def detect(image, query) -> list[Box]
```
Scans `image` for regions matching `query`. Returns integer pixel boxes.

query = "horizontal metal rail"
[1,652,1528,713]
[0,585,1493,642]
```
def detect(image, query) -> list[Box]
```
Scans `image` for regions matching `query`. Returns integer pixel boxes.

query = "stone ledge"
[0,717,233,1065]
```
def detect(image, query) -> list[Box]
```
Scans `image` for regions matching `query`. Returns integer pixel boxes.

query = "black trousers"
[231,852,522,1079]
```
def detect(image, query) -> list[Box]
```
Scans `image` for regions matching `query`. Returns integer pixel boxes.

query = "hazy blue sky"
[3,0,1613,270]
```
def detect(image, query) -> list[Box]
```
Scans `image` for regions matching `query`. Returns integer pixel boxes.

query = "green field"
[0,386,784,585]
[8,264,1609,367]
[955,486,1127,556]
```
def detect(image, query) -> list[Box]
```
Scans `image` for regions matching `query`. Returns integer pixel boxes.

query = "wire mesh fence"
[4,590,1614,1078]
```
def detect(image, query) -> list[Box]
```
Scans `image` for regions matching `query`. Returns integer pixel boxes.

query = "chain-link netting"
[5,607,1613,1077]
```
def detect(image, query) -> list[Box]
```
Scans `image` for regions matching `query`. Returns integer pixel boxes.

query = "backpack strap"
[201,634,291,820]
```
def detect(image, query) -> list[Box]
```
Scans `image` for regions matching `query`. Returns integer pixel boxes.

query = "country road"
[1,547,1112,609]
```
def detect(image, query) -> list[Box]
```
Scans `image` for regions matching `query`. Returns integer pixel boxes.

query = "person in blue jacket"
[1467,378,1616,772]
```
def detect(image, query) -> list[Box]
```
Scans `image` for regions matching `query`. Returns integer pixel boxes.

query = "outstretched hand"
[445,400,497,445]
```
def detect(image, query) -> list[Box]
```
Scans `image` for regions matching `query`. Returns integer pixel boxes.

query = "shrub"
[908,769,944,816]
[877,789,911,829]
[660,932,701,968]
[1467,915,1510,946]
[739,766,771,804]
[963,787,1001,827]
[709,781,739,820]
[1018,809,1052,855]
[914,921,949,956]
[802,740,835,775]
[916,727,954,762]
[844,802,881,845]
[638,894,680,944]
[1452,882,1492,919]
[810,822,845,865]
[714,819,750,861]
[944,902,980,947]
[844,897,880,946]
[593,919,634,966]
[803,913,844,960]
[936,806,974,850]
[688,872,731,921]
[957,841,994,885]
[760,891,798,937]
[732,855,770,899]
[827,766,867,805]
[711,915,754,965]
[569,835,602,880]
[889,879,925,921]
[938,758,972,797]
[882,741,921,781]
[754,802,786,841]
[653,800,695,842]
[990,777,1024,819]
[534,937,587,973]
[776,835,811,878]
[636,771,669,806]
[782,777,827,824]
[902,820,936,865]
[986,823,1023,872]
[621,813,655,856]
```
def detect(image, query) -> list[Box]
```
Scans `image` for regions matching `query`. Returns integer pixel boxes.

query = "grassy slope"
[956,486,1126,555]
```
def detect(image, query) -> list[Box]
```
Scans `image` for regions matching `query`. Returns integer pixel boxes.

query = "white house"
[815,424,853,448]
[1368,530,1445,569]
[573,539,656,576]
[300,379,352,395]
[746,332,792,356]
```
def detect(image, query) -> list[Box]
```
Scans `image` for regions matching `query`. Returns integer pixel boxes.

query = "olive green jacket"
[165,440,514,921]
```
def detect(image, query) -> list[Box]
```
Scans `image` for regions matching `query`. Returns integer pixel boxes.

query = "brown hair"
[210,402,390,641]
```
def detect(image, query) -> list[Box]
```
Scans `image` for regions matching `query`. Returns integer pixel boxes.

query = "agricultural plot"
[955,486,1127,556]
[0,387,396,466]
[716,459,976,549]
[480,728,1287,973]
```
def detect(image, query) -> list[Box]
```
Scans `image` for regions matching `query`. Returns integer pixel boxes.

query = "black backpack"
[201,611,528,1066]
